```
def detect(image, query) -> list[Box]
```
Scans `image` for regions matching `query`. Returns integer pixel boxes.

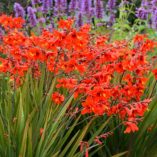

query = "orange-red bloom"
[52,92,65,105]
[0,15,155,134]
[152,69,157,79]
[124,122,139,134]
[0,15,25,30]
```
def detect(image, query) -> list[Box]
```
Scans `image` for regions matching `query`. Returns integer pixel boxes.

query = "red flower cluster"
[0,15,156,133]
[52,92,65,105]
[0,14,25,30]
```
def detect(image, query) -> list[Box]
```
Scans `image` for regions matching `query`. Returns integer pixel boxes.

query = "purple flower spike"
[107,0,116,11]
[46,23,54,32]
[37,6,43,12]
[136,7,148,20]
[95,0,104,19]
[42,0,52,13]
[31,0,41,6]
[77,12,83,27]
[62,0,67,10]
[38,17,46,24]
[82,0,91,14]
[0,27,4,40]
[152,0,157,5]
[143,0,152,7]
[54,0,67,16]
[86,8,95,24]
[152,9,157,29]
[55,0,62,6]
[27,7,38,27]
[141,0,146,7]
[77,0,83,11]
[14,3,25,18]
[69,0,77,11]
[108,13,115,26]
[55,0,66,10]
[90,8,95,18]
[49,0,53,7]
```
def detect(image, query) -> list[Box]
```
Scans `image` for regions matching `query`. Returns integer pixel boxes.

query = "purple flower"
[143,0,152,6]
[136,7,149,20]
[38,17,46,24]
[14,3,25,18]
[152,0,157,6]
[86,8,95,24]
[151,0,157,11]
[37,6,43,12]
[90,8,95,18]
[136,0,157,30]
[151,7,156,15]
[95,0,104,19]
[51,19,55,29]
[55,0,61,6]
[77,12,83,27]
[42,0,52,13]
[62,0,67,10]
[108,13,115,26]
[31,0,41,6]
[0,27,4,40]
[46,23,54,32]
[82,0,91,14]
[69,0,77,11]
[141,0,146,7]
[152,9,157,29]
[49,0,53,7]
[27,7,38,27]
[106,0,117,26]
[55,0,66,10]
[54,0,67,16]
[77,0,83,11]
[107,0,116,11]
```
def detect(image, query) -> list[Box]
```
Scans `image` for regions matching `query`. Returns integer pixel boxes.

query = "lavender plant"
[136,0,157,30]
[31,0,42,6]
[14,3,25,18]
[95,0,104,19]
[107,0,116,26]
[27,6,38,27]
[13,0,118,30]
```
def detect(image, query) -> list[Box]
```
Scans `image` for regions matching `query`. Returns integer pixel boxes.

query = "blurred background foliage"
[0,0,28,14]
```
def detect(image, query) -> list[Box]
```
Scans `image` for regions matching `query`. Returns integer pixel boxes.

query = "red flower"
[124,121,139,133]
[56,78,77,89]
[80,141,89,157]
[58,19,74,30]
[152,69,157,79]
[0,15,155,134]
[0,15,25,30]
[52,92,65,105]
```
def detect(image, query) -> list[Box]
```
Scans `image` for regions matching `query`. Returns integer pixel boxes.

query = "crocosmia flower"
[52,92,65,105]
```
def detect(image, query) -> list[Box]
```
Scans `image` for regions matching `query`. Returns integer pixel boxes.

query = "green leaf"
[112,151,128,157]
